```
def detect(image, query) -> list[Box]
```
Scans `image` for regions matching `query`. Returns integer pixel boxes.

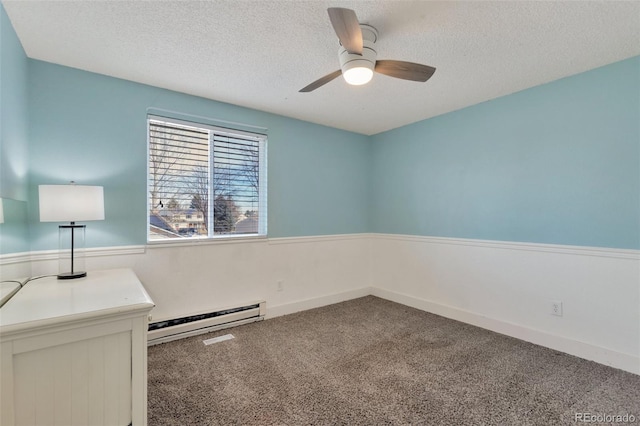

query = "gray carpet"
[148,296,640,425]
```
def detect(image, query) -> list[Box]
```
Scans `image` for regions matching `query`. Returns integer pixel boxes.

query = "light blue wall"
[371,56,640,249]
[0,4,28,201]
[0,4,30,255]
[4,11,638,254]
[27,61,370,250]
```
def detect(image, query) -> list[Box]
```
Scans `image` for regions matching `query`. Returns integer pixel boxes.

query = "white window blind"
[147,117,266,241]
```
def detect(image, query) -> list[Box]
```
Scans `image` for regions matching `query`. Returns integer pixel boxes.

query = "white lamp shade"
[0,198,4,224]
[39,185,105,222]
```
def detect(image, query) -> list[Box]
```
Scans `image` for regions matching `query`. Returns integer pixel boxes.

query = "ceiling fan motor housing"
[339,24,378,84]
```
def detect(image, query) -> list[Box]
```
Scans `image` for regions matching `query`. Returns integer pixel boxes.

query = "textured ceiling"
[3,1,640,135]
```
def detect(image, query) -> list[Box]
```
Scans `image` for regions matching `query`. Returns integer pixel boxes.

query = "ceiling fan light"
[338,30,377,87]
[343,66,373,85]
[340,53,376,86]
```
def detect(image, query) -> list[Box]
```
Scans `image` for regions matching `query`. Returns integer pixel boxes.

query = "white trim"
[86,245,146,256]
[267,233,372,245]
[2,234,371,262]
[31,245,146,261]
[258,139,268,236]
[149,115,266,141]
[5,233,635,259]
[372,233,640,260]
[370,287,640,375]
[1,245,146,265]
[146,108,268,135]
[146,234,268,249]
[266,287,371,319]
[0,252,32,266]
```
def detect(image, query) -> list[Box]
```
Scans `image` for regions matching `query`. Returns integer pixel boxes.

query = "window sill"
[146,234,268,249]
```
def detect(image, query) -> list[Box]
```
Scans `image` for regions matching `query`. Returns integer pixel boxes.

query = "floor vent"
[147,301,265,346]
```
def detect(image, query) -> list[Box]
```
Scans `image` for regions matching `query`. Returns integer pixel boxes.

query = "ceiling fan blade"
[327,8,363,55]
[299,70,343,93]
[374,60,436,82]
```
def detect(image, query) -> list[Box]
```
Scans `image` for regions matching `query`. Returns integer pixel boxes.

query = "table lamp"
[39,183,104,279]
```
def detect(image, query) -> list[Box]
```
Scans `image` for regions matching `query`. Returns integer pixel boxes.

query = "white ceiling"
[3,1,640,135]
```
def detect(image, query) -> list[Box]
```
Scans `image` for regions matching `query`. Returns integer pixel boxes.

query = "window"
[147,116,267,241]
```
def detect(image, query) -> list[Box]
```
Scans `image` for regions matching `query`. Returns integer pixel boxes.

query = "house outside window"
[147,116,267,241]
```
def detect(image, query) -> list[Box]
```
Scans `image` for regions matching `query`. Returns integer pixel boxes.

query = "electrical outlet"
[277,280,284,292]
[551,300,563,317]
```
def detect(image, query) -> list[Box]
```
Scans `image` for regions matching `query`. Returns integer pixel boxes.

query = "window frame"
[146,115,267,244]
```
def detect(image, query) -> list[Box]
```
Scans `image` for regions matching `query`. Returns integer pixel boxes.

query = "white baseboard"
[268,284,639,374]
[266,287,372,319]
[371,287,639,375]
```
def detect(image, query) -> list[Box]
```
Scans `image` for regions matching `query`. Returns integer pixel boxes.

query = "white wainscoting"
[3,233,639,374]
[0,252,32,281]
[370,234,640,375]
[18,234,372,324]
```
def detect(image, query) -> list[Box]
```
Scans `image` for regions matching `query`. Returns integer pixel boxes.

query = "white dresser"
[0,269,155,426]
[0,280,23,307]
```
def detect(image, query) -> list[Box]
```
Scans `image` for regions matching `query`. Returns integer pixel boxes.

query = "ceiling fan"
[300,7,436,92]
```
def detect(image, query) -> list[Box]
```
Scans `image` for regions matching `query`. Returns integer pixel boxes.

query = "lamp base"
[57,271,87,280]
[58,223,87,280]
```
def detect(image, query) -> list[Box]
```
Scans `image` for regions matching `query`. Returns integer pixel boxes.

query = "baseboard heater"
[147,301,265,346]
